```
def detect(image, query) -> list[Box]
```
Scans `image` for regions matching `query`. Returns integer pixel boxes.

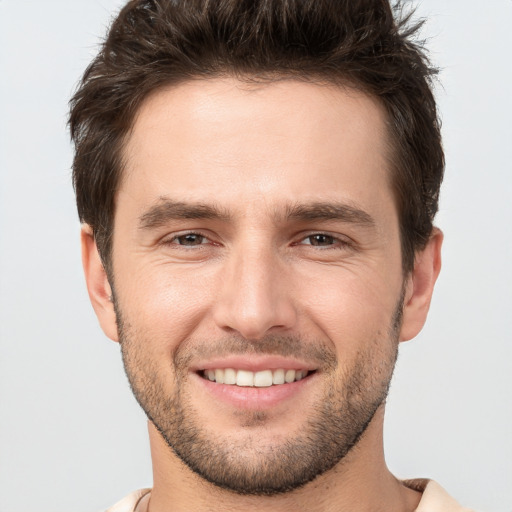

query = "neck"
[146,406,421,512]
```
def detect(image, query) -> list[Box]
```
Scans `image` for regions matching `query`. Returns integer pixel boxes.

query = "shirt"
[105,480,476,512]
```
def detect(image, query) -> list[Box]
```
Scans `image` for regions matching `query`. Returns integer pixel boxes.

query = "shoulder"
[404,479,478,512]
[105,489,151,512]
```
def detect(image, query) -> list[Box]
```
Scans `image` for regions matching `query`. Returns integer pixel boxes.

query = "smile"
[201,368,312,387]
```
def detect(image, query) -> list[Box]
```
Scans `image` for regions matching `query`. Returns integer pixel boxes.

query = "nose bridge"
[213,234,296,340]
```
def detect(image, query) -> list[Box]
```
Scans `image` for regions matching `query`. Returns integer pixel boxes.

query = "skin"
[82,78,442,511]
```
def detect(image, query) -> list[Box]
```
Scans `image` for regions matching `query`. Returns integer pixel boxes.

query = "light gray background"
[1,1,511,511]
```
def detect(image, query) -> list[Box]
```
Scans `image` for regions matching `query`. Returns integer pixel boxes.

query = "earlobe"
[81,225,119,342]
[399,228,443,342]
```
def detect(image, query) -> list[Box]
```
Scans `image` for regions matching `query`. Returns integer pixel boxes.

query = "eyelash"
[163,231,352,250]
[164,232,211,247]
[296,233,351,249]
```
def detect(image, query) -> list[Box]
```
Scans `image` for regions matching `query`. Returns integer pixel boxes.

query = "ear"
[81,224,119,342]
[400,228,443,342]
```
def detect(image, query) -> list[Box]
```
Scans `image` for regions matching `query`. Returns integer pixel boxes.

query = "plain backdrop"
[0,1,511,511]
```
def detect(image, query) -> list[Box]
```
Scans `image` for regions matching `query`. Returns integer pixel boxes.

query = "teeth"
[224,368,236,385]
[254,370,273,387]
[285,369,296,383]
[236,370,254,387]
[272,369,285,385]
[203,368,310,387]
[214,369,224,384]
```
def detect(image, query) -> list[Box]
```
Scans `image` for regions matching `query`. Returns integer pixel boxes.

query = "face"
[105,79,410,494]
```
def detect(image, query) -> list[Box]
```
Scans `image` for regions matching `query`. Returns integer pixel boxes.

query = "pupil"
[312,235,333,246]
[182,234,201,245]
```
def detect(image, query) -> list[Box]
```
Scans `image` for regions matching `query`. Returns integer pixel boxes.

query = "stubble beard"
[116,296,402,496]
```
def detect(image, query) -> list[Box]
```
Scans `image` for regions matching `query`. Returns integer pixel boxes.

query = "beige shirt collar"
[106,480,475,512]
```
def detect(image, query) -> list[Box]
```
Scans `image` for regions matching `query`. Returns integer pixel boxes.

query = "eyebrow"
[139,198,231,230]
[138,198,375,230]
[284,202,375,227]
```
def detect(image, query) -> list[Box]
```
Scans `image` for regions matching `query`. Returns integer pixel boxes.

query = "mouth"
[191,356,319,409]
[200,368,315,387]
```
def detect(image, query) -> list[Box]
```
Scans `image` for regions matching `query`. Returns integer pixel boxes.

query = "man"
[69,0,474,510]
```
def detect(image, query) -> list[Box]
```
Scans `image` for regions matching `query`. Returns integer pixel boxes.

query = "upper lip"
[190,355,318,373]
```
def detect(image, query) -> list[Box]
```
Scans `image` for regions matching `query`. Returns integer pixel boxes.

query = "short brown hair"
[69,0,444,274]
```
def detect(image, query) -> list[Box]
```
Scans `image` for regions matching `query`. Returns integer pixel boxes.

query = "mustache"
[174,334,337,370]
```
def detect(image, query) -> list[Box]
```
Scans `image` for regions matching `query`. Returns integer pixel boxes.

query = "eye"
[171,233,209,246]
[301,234,338,247]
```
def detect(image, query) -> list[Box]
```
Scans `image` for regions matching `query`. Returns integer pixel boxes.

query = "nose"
[212,242,297,340]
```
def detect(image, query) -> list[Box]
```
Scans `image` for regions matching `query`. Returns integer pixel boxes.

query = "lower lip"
[192,372,315,410]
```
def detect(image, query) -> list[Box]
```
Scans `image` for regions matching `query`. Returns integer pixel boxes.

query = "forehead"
[120,78,394,222]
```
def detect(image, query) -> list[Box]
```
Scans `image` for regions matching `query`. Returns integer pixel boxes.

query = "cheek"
[298,265,402,351]
[115,261,220,345]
